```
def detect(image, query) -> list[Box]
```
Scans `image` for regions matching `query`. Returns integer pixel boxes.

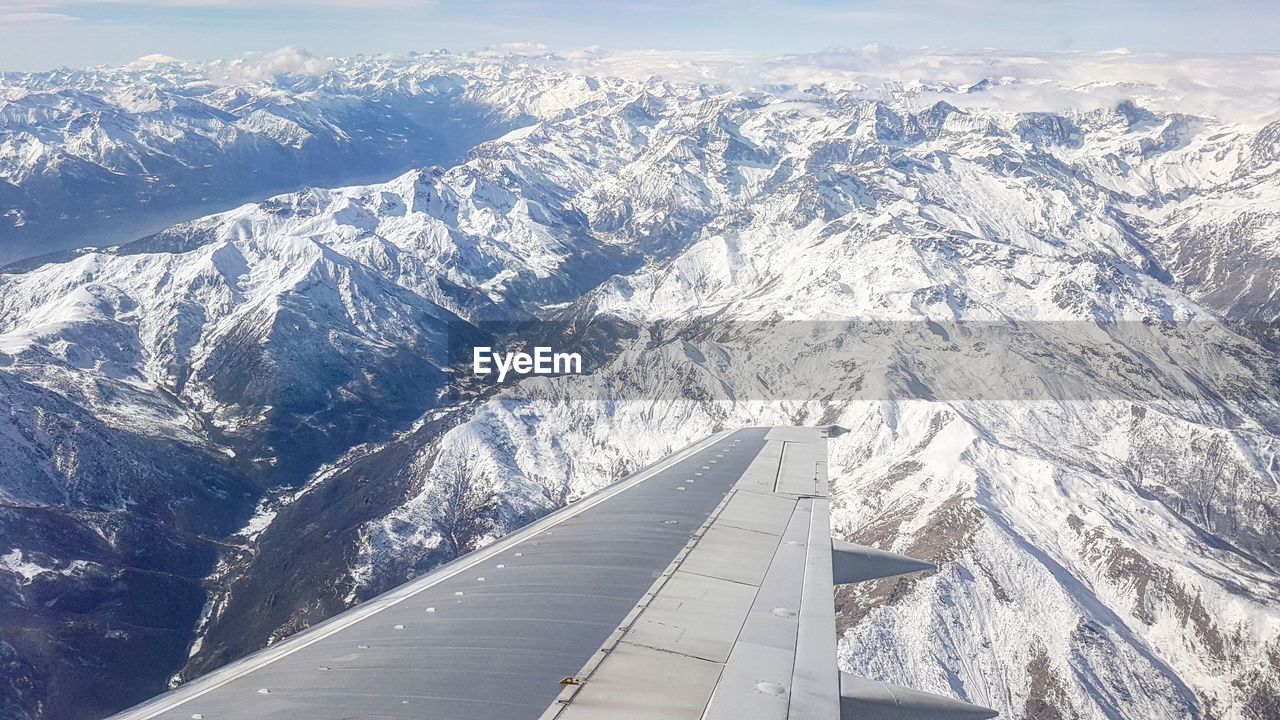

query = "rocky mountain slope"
[0,49,654,264]
[1,50,1278,720]
[350,82,1280,720]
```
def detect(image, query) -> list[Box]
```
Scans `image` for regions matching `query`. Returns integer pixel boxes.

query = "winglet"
[831,540,934,584]
[840,674,999,719]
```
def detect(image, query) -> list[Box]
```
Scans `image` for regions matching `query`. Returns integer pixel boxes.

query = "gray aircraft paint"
[110,427,995,720]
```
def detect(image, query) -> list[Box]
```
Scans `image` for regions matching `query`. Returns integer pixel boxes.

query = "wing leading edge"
[110,427,997,720]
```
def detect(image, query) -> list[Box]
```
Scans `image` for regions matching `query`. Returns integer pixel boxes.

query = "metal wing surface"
[111,427,997,720]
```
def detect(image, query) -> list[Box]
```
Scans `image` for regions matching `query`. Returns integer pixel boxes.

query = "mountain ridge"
[1,50,1278,719]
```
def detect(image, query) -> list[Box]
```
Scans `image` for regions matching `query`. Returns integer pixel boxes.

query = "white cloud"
[0,10,74,23]
[124,52,179,68]
[552,46,1280,127]
[481,42,551,55]
[210,47,335,83]
[11,37,1280,127]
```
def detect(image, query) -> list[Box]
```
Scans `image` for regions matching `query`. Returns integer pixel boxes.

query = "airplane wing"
[110,427,998,720]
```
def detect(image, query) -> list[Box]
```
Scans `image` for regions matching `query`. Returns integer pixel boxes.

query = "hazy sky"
[1,0,1279,71]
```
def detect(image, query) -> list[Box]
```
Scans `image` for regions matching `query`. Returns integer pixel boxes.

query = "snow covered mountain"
[0,49,653,265]
[1,49,1278,720]
[347,81,1280,720]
